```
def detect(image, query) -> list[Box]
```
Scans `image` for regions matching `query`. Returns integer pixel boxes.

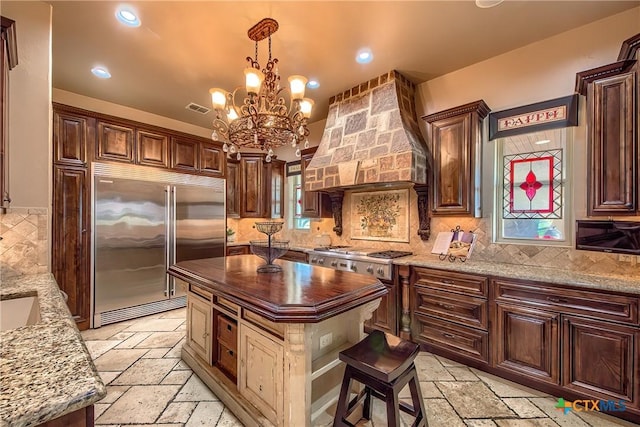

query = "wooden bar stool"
[333,330,426,427]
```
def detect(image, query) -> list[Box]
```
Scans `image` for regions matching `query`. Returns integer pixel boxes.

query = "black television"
[576,220,640,255]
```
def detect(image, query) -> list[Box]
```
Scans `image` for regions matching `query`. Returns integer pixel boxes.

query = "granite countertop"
[0,274,106,427]
[395,255,640,296]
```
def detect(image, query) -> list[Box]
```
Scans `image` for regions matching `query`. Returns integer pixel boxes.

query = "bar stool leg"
[408,369,426,427]
[386,386,400,427]
[333,366,354,427]
[362,387,372,420]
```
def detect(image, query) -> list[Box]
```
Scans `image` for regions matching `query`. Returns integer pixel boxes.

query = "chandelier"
[209,18,314,163]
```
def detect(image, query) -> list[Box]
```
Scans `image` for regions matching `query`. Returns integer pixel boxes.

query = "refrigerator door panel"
[94,178,168,314]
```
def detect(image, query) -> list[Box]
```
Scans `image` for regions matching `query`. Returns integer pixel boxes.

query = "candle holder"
[250,221,289,273]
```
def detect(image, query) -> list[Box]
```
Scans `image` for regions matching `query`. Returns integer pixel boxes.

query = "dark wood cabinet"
[226,245,249,256]
[240,155,264,218]
[576,37,639,216]
[200,142,225,177]
[53,111,90,166]
[96,120,135,163]
[300,148,331,218]
[365,279,398,336]
[410,267,489,365]
[493,301,560,384]
[265,159,285,219]
[52,165,90,330]
[422,100,490,216]
[1,16,17,212]
[137,129,168,168]
[562,315,636,406]
[171,136,199,173]
[279,250,307,263]
[226,160,241,218]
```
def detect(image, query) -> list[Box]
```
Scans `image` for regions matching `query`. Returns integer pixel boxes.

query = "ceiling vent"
[185,102,210,114]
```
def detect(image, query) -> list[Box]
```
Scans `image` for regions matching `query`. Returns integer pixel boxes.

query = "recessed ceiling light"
[91,66,111,79]
[115,6,141,27]
[307,80,320,89]
[535,139,551,145]
[355,48,373,64]
[475,0,504,8]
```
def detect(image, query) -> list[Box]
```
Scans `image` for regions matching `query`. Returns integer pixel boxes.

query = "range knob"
[331,260,338,267]
[318,258,325,265]
[366,265,374,273]
[310,257,317,264]
[377,267,385,275]
[350,264,358,272]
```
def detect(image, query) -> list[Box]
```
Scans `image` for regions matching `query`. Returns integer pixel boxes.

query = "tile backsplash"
[0,207,49,280]
[230,190,638,277]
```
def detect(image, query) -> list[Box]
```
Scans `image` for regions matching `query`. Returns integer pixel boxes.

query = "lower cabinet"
[280,249,308,263]
[365,279,397,335]
[562,315,636,406]
[493,301,560,384]
[239,323,284,425]
[186,295,212,363]
[226,245,249,256]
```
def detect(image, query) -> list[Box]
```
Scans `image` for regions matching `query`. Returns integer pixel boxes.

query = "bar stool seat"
[333,330,427,427]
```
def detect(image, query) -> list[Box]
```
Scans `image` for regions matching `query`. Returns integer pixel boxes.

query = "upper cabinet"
[423,100,490,217]
[300,147,331,218]
[53,110,91,166]
[576,33,639,216]
[96,120,135,163]
[1,16,17,212]
[137,129,169,169]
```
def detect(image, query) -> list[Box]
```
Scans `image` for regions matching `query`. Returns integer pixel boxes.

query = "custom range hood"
[304,71,432,240]
[304,70,429,192]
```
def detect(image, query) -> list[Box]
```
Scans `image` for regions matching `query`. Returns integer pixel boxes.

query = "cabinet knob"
[202,332,209,339]
[227,324,232,331]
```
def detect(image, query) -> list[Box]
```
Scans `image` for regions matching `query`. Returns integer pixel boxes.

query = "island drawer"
[413,267,488,297]
[217,313,238,350]
[413,286,488,330]
[217,341,237,381]
[493,279,639,325]
[413,313,489,363]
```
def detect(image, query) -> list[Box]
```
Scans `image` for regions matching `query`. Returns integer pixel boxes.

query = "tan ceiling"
[48,1,639,128]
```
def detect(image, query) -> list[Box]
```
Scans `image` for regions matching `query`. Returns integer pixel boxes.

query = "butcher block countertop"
[168,255,387,323]
[0,274,106,427]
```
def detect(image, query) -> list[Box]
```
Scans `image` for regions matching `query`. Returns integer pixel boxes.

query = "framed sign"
[489,94,578,140]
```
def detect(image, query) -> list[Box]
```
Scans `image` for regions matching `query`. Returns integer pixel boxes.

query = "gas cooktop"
[311,247,413,259]
[367,251,414,259]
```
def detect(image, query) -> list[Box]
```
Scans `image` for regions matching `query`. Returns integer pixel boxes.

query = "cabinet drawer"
[413,267,488,297]
[280,250,308,263]
[493,279,639,325]
[414,286,488,330]
[217,341,237,380]
[413,314,488,363]
[189,284,213,303]
[226,245,249,256]
[243,309,285,339]
[217,314,237,350]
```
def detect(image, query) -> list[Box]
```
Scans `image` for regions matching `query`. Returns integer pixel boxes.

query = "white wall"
[3,1,52,209]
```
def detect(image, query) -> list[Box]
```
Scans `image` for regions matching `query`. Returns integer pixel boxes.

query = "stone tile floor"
[81,309,639,427]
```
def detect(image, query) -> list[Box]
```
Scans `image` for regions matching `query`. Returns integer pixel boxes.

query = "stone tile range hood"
[305,70,429,192]
[304,71,432,239]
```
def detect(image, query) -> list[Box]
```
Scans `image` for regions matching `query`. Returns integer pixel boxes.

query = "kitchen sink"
[0,294,41,331]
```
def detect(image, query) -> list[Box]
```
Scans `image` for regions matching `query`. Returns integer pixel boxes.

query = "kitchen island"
[168,255,387,427]
[0,274,106,427]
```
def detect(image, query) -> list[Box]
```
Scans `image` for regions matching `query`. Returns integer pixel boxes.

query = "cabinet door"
[52,166,90,330]
[266,159,285,219]
[300,148,331,218]
[187,295,212,364]
[365,280,397,335]
[200,142,225,177]
[240,156,265,218]
[96,120,135,163]
[226,160,241,218]
[239,323,283,425]
[137,130,168,168]
[171,136,199,173]
[587,71,637,215]
[494,302,560,384]
[53,111,89,166]
[562,315,635,406]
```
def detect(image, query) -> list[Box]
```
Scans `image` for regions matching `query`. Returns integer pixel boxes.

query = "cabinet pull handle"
[547,296,567,303]
[259,385,263,392]
[438,302,455,310]
[227,324,232,331]
[228,350,234,357]
[442,332,456,339]
[441,279,454,285]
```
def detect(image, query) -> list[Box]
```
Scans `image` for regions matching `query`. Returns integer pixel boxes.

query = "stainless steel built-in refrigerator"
[92,162,225,327]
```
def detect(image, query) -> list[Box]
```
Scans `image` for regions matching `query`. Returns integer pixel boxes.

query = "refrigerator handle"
[170,185,177,297]
[164,186,171,297]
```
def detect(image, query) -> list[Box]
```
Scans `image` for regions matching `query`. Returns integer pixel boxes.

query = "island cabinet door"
[186,296,212,364]
[562,315,636,407]
[239,323,284,425]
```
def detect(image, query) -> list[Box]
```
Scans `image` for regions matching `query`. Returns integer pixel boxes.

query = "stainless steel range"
[308,246,412,281]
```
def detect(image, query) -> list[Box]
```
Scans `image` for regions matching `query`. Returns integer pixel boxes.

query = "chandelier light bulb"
[288,75,307,100]
[300,98,314,118]
[244,68,264,94]
[209,88,228,110]
[227,109,238,121]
